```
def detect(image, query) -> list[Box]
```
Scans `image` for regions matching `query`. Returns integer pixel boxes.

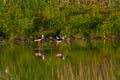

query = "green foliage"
[0,0,120,40]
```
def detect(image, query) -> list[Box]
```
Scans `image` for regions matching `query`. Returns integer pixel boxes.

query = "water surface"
[0,40,120,80]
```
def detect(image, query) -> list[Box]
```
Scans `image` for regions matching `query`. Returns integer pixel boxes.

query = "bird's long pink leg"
[38,41,40,53]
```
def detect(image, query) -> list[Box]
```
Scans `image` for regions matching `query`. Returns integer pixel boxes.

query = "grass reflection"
[0,40,120,80]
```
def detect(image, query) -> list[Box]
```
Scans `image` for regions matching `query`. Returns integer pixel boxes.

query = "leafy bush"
[0,0,120,40]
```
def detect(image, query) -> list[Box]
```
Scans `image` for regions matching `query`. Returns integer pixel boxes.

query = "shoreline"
[0,34,120,43]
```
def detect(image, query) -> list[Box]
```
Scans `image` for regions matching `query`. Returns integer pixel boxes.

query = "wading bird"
[34,35,44,42]
[55,36,65,45]
[34,35,45,60]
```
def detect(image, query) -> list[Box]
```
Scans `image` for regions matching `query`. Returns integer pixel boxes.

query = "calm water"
[0,40,120,80]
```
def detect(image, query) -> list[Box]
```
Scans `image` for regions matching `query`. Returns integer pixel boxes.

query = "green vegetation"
[0,0,120,41]
[0,40,120,80]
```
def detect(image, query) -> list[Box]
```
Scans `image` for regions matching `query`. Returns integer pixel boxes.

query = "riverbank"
[0,34,120,44]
